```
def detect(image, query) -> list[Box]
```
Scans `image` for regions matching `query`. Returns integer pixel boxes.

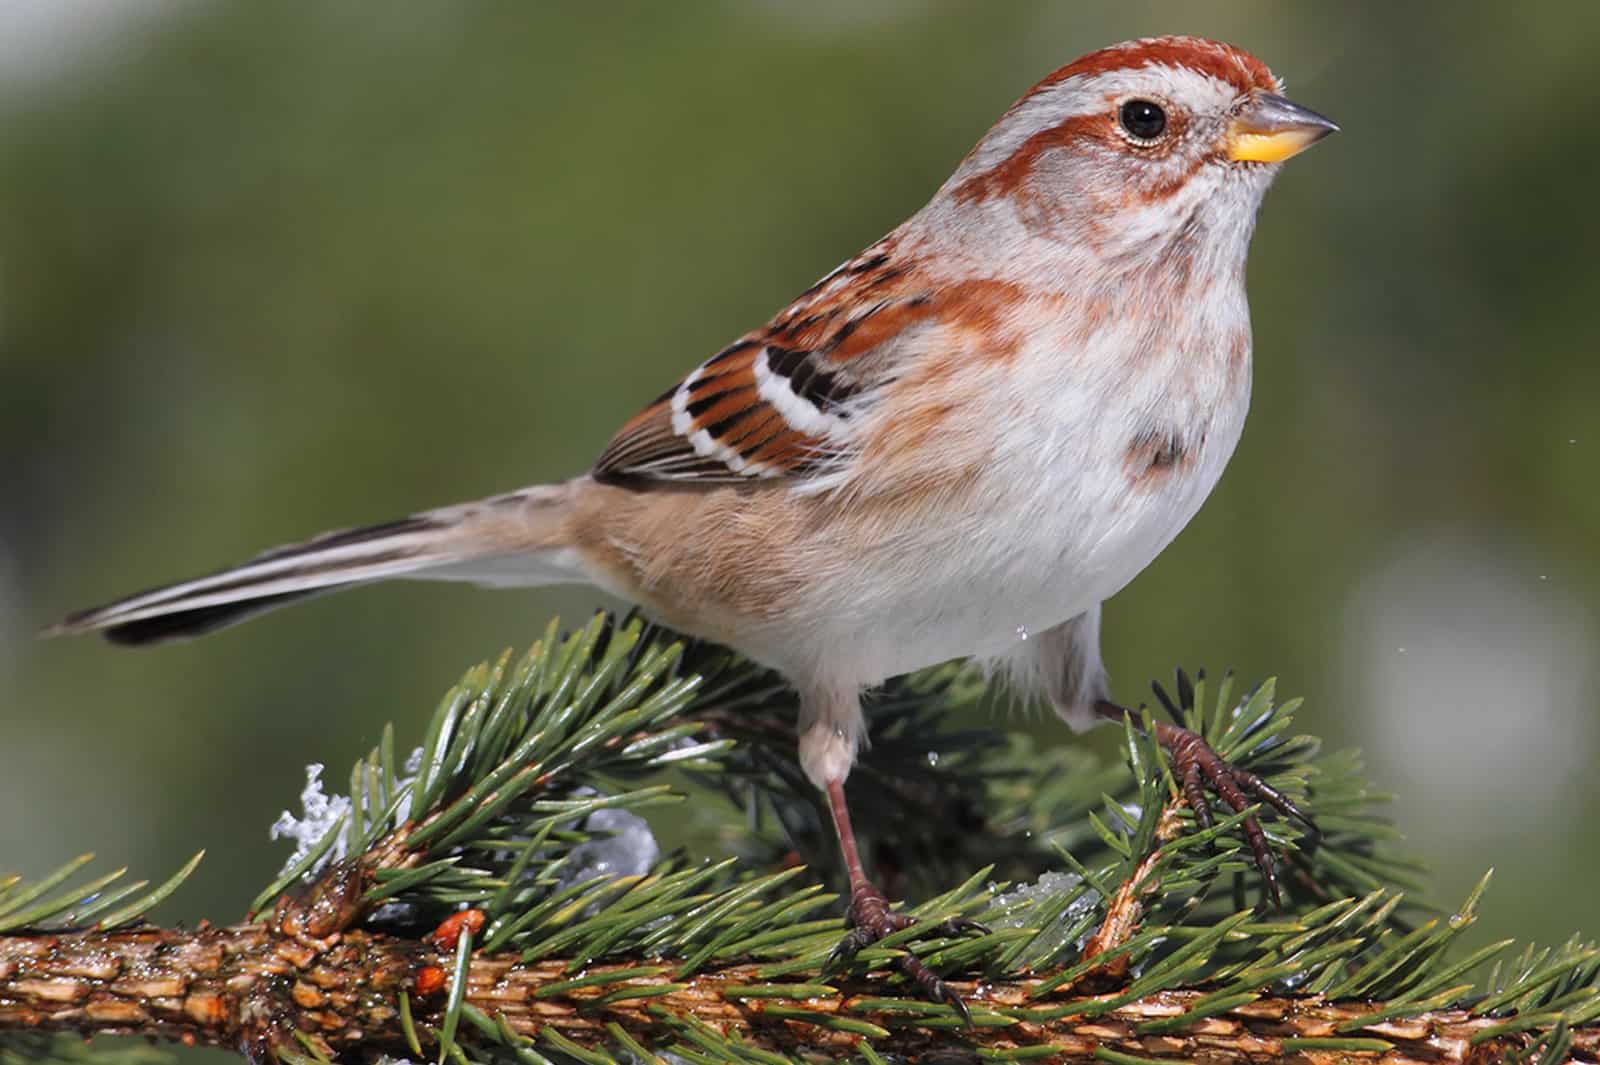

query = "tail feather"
[100,590,325,646]
[45,485,580,645]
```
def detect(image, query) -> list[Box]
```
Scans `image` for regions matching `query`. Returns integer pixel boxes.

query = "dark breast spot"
[1125,425,1198,487]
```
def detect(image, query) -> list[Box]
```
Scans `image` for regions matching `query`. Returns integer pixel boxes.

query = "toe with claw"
[1097,690,1317,908]
[823,777,987,1023]
[830,881,981,1026]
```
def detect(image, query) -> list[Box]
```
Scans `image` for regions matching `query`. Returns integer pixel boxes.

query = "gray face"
[939,55,1332,272]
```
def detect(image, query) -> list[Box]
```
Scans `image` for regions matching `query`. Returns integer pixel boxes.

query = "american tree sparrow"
[51,36,1336,1011]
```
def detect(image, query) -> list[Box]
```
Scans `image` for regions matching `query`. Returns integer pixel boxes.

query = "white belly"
[781,343,1251,687]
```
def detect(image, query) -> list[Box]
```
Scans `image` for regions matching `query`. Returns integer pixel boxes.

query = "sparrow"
[49,36,1336,1011]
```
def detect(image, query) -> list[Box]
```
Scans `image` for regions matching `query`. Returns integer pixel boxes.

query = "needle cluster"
[2,612,1597,1064]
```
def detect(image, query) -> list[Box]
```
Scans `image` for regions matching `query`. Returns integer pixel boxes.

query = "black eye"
[1118,99,1167,141]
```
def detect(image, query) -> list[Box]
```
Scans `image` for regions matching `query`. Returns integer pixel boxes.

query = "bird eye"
[1118,99,1167,142]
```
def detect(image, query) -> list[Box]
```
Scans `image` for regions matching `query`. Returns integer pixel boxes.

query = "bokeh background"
[4,1,1598,1047]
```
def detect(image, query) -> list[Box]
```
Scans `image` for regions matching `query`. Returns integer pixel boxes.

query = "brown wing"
[593,242,940,486]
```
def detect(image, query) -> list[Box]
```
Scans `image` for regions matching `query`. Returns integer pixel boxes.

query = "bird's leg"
[824,778,979,1023]
[1093,699,1315,908]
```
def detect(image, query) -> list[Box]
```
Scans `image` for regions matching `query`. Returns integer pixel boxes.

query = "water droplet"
[926,751,940,767]
[1015,625,1030,641]
[1397,646,1407,654]
[1569,438,1579,445]
[1540,574,1549,581]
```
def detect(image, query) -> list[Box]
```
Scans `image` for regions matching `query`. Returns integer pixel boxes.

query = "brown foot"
[830,880,984,1025]
[824,780,985,1024]
[1095,699,1315,908]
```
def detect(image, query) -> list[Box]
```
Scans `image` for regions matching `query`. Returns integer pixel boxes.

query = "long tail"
[44,483,581,646]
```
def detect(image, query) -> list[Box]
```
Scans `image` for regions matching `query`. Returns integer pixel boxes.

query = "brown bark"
[2,921,1593,1064]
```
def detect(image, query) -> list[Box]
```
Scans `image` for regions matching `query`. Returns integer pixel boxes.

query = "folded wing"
[593,241,941,486]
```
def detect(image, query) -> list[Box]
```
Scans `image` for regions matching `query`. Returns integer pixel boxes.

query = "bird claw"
[830,883,979,1026]
[1161,722,1315,908]
[933,916,991,939]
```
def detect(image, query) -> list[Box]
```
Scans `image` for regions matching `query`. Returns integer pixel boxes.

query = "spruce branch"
[3,611,1597,1064]
[6,923,1600,1064]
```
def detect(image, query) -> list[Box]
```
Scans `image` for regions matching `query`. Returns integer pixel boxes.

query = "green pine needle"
[8,611,1599,1065]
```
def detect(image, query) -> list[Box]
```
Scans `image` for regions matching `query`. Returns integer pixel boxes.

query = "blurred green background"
[4,0,1599,1032]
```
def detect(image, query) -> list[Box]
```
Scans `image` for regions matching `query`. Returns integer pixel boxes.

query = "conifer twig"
[3,613,1597,1064]
[2,913,1596,1063]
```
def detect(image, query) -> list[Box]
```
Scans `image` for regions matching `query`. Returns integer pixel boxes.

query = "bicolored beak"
[1227,92,1339,164]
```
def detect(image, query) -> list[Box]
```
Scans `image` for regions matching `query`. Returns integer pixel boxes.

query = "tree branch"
[3,920,1592,1063]
[7,617,1597,1064]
